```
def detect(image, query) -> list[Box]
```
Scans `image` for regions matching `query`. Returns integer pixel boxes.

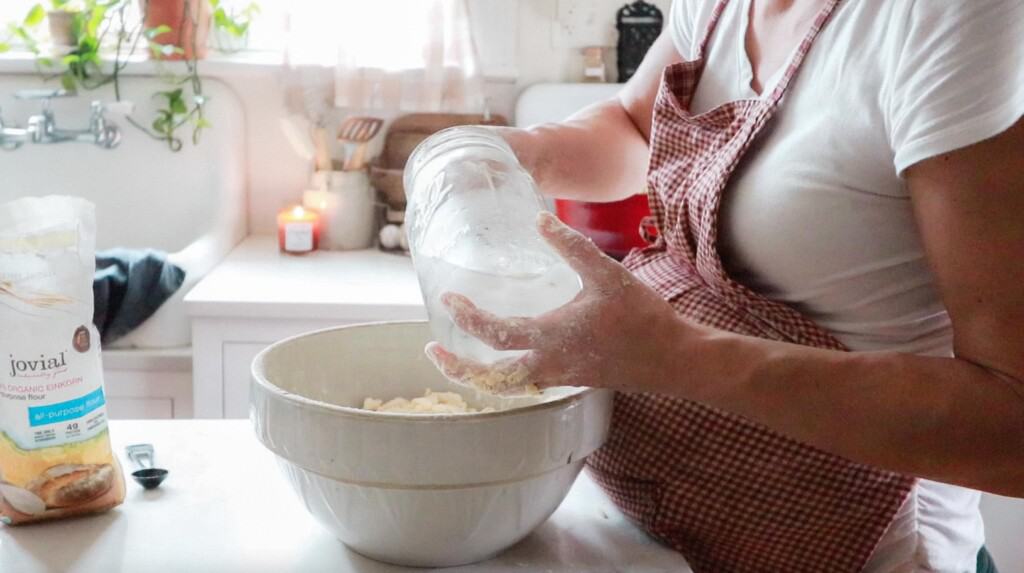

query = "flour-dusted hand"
[425,211,687,392]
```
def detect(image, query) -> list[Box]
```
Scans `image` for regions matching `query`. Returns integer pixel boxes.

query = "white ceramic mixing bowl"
[250,321,613,567]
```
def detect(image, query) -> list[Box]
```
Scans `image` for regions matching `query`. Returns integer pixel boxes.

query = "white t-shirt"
[667,0,1024,571]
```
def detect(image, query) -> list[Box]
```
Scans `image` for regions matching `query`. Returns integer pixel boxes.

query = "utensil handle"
[129,452,152,469]
[126,444,155,469]
[344,142,368,171]
[313,127,332,171]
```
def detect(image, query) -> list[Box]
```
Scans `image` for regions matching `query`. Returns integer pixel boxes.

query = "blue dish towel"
[93,249,186,345]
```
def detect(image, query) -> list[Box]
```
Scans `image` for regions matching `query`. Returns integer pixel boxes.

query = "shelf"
[0,49,286,78]
[0,50,520,81]
[184,235,427,321]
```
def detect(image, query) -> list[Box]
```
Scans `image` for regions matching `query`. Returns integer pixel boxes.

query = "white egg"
[379,224,402,249]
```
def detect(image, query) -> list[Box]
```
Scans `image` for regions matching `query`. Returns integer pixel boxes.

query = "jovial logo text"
[8,352,67,378]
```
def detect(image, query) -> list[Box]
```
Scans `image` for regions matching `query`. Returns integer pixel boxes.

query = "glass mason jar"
[404,126,582,380]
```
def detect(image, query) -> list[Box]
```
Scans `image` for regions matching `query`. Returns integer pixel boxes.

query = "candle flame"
[291,206,306,218]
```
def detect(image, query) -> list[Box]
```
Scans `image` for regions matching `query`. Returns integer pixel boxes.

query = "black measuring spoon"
[126,443,169,489]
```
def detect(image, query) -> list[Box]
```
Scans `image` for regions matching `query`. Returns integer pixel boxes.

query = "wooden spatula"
[339,116,384,171]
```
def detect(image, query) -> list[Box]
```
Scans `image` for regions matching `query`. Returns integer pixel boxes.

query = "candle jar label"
[285,222,315,252]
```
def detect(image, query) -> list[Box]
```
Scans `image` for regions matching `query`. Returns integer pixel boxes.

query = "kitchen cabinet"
[102,348,194,419]
[185,236,426,418]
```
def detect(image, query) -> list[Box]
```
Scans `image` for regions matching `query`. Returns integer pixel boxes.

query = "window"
[1,2,37,24]
[1,2,45,50]
[1,1,516,75]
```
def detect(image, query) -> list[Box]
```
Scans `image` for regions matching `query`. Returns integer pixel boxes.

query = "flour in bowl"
[362,389,495,414]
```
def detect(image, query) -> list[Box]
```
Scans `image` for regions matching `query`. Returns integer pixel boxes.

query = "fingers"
[442,293,543,350]
[536,211,615,284]
[425,342,538,394]
[424,342,489,383]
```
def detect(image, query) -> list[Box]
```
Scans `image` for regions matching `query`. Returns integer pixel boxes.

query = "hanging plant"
[0,0,241,151]
[132,0,211,150]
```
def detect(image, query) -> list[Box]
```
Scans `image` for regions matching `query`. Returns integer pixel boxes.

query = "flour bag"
[0,196,125,525]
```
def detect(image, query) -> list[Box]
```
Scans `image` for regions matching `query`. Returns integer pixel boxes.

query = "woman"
[427,0,1023,571]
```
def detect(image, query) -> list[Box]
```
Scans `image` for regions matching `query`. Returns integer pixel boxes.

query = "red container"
[555,194,651,260]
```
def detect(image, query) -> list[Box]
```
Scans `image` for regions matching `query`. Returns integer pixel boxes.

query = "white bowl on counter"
[250,321,613,567]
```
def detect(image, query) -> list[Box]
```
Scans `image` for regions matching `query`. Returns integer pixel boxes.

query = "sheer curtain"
[287,0,485,113]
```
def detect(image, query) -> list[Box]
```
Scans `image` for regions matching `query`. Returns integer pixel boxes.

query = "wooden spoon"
[339,116,384,171]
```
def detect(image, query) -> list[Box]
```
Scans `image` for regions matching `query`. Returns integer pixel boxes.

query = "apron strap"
[696,0,735,60]
[766,0,843,106]
[695,0,844,106]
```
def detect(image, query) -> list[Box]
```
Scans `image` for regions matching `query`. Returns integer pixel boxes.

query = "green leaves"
[152,91,182,138]
[0,42,10,53]
[147,42,184,58]
[60,72,77,91]
[24,5,45,27]
[212,9,234,35]
[151,113,171,135]
[211,1,259,39]
[150,87,209,150]
[85,4,106,38]
[167,90,188,116]
[7,20,41,55]
[13,26,33,42]
[192,116,211,144]
[144,24,172,40]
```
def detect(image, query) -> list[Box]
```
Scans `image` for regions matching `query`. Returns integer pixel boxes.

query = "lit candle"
[277,205,321,254]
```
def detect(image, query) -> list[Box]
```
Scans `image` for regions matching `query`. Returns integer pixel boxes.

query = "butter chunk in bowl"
[250,321,612,568]
[362,389,495,414]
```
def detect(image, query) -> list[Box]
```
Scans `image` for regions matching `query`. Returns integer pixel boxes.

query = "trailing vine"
[1,0,220,151]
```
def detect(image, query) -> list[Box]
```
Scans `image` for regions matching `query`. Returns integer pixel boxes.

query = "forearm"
[495,99,650,202]
[492,32,681,202]
[669,121,1024,494]
[668,321,1024,496]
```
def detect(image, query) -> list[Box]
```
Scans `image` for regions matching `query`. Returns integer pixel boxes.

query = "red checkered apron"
[585,1,916,571]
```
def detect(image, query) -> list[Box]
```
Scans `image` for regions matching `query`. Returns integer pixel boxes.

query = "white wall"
[511,0,671,86]
[243,0,671,234]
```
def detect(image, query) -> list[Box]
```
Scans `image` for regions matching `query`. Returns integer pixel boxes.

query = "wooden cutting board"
[371,113,509,211]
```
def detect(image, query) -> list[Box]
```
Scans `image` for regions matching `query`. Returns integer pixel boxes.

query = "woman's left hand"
[426,212,689,393]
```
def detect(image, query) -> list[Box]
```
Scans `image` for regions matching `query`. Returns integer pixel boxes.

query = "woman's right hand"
[426,211,693,395]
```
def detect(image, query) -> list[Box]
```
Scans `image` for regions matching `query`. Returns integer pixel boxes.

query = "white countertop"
[185,236,427,321]
[1,420,690,573]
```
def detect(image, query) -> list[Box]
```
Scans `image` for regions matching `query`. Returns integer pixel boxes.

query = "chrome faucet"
[0,89,133,150]
[0,112,30,150]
